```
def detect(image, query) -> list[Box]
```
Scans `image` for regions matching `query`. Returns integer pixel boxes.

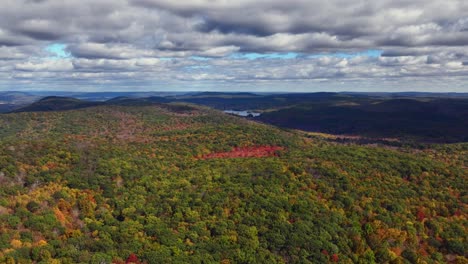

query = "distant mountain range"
[2,91,468,143]
[2,91,468,108]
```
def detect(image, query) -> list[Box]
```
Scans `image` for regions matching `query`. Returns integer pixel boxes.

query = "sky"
[0,0,467,92]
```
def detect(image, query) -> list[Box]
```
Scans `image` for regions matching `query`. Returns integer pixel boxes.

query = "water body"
[224,110,261,117]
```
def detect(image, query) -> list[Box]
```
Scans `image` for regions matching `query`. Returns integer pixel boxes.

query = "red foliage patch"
[331,254,339,262]
[45,162,58,170]
[417,208,426,222]
[126,253,140,264]
[200,146,284,160]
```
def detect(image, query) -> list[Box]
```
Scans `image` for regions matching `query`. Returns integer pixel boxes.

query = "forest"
[0,103,466,263]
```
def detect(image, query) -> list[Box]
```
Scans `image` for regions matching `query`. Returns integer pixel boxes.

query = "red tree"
[331,253,339,262]
[417,208,426,222]
[126,253,139,264]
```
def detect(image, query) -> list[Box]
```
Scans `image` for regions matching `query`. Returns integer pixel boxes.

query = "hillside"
[0,92,40,113]
[0,92,39,105]
[258,98,468,143]
[14,96,103,112]
[0,104,466,263]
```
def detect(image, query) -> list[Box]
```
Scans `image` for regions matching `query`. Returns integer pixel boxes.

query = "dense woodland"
[257,98,468,143]
[0,103,466,263]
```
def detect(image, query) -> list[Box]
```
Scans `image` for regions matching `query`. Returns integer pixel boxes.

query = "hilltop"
[14,96,103,112]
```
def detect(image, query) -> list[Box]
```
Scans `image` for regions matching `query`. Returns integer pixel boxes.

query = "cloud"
[67,43,157,60]
[0,0,467,91]
[16,19,66,40]
[0,29,31,46]
[0,47,30,60]
[15,59,74,72]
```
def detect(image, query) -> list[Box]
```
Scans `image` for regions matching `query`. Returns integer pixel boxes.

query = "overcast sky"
[0,0,467,92]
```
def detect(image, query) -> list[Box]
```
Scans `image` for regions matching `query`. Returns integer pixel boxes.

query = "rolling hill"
[14,96,103,112]
[258,97,468,143]
[0,103,466,263]
[11,93,468,143]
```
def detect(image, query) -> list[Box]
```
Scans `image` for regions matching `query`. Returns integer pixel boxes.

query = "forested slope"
[0,104,466,263]
[258,98,468,143]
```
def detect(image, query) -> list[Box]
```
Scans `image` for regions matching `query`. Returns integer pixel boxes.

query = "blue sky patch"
[190,56,212,61]
[183,65,212,71]
[45,43,71,58]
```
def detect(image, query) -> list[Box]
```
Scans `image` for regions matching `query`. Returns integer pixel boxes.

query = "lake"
[223,110,261,117]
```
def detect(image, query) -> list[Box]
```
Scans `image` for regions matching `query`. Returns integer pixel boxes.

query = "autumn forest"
[0,100,466,263]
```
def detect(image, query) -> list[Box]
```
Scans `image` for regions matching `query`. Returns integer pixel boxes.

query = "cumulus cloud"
[67,43,157,60]
[0,0,467,91]
[15,60,74,72]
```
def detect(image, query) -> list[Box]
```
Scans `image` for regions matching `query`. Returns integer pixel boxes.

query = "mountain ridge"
[8,94,468,143]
